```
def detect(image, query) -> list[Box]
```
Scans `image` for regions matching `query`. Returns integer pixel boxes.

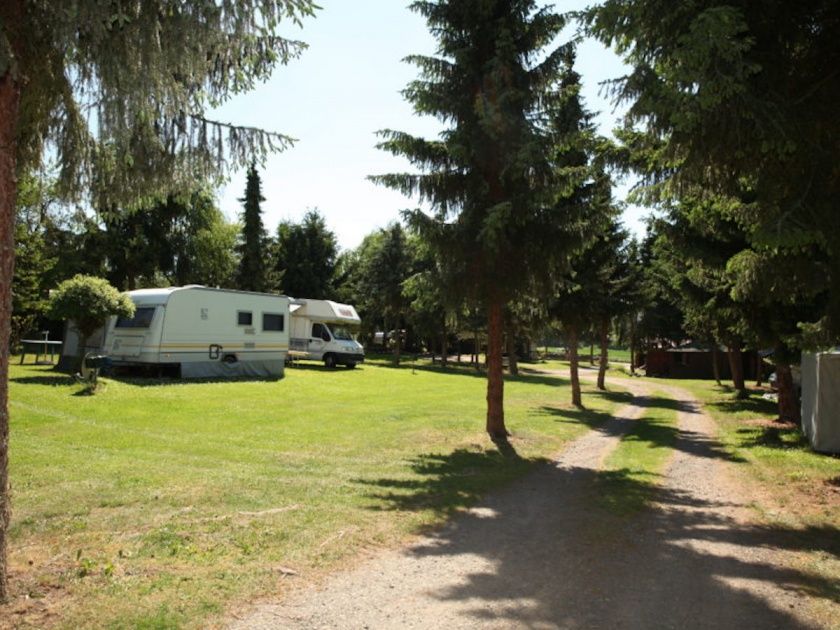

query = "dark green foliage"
[550,211,628,339]
[12,175,56,346]
[236,166,270,293]
[403,234,464,357]
[99,191,236,290]
[633,226,685,348]
[586,0,840,338]
[655,197,752,350]
[275,210,337,299]
[357,224,415,360]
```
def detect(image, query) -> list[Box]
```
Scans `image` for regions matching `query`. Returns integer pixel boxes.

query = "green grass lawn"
[6,360,621,629]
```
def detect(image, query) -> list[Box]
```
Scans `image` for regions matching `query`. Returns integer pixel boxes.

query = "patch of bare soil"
[742,418,800,430]
[0,567,69,630]
[228,375,837,629]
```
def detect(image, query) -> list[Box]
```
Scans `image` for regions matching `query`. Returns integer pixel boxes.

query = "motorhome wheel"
[345,362,357,369]
[324,354,336,368]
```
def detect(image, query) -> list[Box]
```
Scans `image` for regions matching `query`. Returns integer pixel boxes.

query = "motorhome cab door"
[309,322,330,357]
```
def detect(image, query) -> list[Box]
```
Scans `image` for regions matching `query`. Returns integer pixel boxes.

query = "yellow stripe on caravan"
[157,343,289,350]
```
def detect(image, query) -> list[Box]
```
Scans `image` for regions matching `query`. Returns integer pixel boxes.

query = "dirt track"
[229,373,835,629]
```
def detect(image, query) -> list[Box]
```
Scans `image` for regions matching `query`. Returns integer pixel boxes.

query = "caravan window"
[263,313,284,332]
[312,323,330,341]
[116,307,155,328]
[237,311,253,326]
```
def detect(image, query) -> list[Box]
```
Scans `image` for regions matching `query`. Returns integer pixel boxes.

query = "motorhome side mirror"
[321,331,331,342]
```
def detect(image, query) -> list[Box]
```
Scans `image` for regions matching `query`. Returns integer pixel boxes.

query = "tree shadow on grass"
[709,394,778,417]
[287,362,355,373]
[355,444,543,525]
[736,425,811,450]
[355,446,838,628]
[363,359,567,388]
[9,374,75,387]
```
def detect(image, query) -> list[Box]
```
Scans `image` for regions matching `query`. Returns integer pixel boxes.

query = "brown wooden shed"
[643,344,760,380]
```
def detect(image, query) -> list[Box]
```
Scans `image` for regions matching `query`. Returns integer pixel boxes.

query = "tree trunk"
[506,322,518,376]
[727,343,747,398]
[568,324,582,407]
[0,0,23,601]
[711,344,721,385]
[630,317,636,375]
[394,317,401,366]
[589,342,594,366]
[485,298,508,440]
[76,332,90,374]
[755,353,763,387]
[474,331,481,370]
[775,359,800,424]
[597,317,609,390]
[441,322,448,368]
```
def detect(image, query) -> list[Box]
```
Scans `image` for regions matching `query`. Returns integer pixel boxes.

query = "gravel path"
[229,374,833,629]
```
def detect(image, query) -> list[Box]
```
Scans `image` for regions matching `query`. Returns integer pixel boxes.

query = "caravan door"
[109,306,158,360]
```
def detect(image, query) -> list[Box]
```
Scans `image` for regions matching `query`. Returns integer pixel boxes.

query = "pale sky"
[211,1,647,251]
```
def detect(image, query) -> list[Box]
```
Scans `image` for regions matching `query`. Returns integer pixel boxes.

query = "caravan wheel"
[324,354,337,368]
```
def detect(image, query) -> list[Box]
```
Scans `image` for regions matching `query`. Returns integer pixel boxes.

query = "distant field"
[536,346,632,363]
[6,360,623,629]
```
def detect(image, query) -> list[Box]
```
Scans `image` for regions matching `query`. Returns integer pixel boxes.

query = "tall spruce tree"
[371,1,587,441]
[237,165,269,292]
[585,0,840,339]
[0,0,316,600]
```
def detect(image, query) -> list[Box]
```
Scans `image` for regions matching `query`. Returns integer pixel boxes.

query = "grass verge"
[656,378,840,624]
[672,380,839,526]
[596,393,679,515]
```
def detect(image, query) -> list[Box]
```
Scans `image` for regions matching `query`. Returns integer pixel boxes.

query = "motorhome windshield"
[329,325,356,341]
[116,306,156,328]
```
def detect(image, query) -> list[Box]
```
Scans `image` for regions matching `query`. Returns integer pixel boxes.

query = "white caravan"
[289,299,364,368]
[104,286,290,378]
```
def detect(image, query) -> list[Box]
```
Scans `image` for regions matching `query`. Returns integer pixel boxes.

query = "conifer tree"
[655,198,755,398]
[585,0,840,338]
[372,1,588,441]
[275,210,338,299]
[237,165,270,292]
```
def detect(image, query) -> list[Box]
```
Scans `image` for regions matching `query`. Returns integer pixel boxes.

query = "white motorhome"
[103,286,290,378]
[289,299,364,368]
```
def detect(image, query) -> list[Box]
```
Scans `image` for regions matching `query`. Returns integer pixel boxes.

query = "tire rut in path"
[230,377,831,629]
